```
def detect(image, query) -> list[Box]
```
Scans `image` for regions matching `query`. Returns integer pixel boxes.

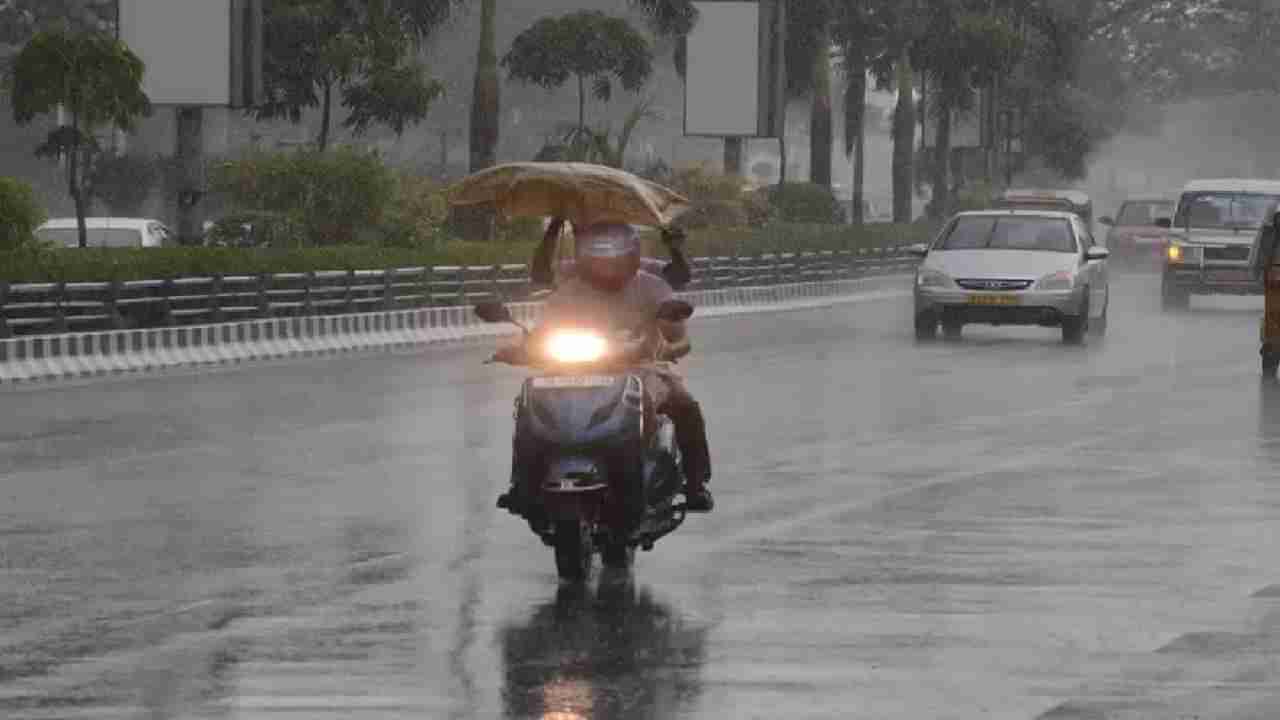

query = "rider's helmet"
[574,222,641,292]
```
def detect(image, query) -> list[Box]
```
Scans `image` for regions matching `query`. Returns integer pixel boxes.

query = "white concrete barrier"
[0,275,909,386]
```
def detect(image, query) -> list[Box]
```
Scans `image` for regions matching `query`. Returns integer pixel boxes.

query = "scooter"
[475,299,696,580]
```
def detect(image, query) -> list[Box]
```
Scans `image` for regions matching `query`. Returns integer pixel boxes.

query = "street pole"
[724,137,744,176]
[175,106,205,246]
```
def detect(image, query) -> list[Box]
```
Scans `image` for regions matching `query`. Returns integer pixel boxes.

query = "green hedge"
[0,177,46,250]
[0,222,934,283]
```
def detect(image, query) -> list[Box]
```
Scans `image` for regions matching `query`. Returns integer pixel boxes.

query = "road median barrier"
[0,275,910,385]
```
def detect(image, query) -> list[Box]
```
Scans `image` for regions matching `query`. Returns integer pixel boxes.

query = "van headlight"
[1035,270,1075,291]
[916,269,954,289]
[1167,243,1200,264]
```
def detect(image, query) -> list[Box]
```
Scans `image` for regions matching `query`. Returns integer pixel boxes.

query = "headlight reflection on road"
[541,677,593,719]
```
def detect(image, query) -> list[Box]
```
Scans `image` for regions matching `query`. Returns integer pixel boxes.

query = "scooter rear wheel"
[553,518,593,582]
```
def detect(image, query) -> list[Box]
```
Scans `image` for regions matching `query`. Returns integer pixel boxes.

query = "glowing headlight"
[544,331,608,363]
[916,269,953,288]
[1036,270,1075,291]
[1167,243,1200,263]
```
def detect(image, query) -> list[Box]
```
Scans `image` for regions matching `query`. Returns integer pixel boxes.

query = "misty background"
[6,0,1280,224]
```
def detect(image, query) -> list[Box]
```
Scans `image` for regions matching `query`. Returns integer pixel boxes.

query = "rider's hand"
[661,226,686,251]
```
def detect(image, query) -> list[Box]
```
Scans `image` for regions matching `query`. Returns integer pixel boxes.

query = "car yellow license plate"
[967,294,1020,306]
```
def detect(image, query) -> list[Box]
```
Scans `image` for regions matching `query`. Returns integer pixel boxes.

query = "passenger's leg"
[662,380,713,512]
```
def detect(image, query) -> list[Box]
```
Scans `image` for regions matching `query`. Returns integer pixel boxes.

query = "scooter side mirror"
[656,299,694,322]
[474,301,514,324]
[906,243,929,258]
[1155,217,1172,229]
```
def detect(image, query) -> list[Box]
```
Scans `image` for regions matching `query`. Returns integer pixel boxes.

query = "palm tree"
[469,0,499,172]
[833,1,892,224]
[916,2,1021,217]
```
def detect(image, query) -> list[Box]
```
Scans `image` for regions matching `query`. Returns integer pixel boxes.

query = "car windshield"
[937,216,1078,254]
[1173,192,1280,229]
[35,227,143,248]
[1116,201,1173,225]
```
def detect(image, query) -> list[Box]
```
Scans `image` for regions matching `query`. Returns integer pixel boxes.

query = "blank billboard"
[685,2,760,137]
[119,0,231,106]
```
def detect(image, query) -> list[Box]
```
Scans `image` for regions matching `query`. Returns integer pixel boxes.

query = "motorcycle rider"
[496,221,715,514]
[531,217,692,290]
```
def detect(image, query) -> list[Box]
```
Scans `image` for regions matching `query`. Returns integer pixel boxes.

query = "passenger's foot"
[684,488,714,513]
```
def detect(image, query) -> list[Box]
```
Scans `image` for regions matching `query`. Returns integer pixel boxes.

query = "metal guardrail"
[0,247,918,338]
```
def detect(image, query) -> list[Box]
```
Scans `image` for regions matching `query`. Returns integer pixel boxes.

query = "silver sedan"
[908,210,1111,344]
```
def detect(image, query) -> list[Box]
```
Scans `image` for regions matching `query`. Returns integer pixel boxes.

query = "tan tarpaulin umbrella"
[447,162,691,228]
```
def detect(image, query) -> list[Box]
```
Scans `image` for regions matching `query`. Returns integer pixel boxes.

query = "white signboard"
[685,2,761,137]
[120,0,232,106]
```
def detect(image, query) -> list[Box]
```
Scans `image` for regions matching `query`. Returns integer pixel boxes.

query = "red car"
[1099,196,1175,270]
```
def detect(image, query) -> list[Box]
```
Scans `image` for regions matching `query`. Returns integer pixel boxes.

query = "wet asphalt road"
[4,273,1280,719]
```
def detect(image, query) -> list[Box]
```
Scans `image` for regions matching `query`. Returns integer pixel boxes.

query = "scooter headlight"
[544,330,608,364]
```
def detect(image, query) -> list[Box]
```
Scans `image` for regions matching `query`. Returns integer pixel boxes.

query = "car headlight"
[1167,243,1201,263]
[1035,270,1076,291]
[916,269,954,289]
[544,330,608,363]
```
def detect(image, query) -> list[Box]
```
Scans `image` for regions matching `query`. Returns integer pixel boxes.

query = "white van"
[1161,178,1280,310]
[35,217,173,248]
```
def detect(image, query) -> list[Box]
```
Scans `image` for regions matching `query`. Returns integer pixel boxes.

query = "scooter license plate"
[532,376,615,389]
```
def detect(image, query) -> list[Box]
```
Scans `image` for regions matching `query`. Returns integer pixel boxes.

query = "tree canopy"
[9,28,150,247]
[502,11,654,131]
[255,0,459,150]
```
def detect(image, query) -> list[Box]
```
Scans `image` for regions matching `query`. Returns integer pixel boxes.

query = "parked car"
[1161,178,1280,310]
[908,209,1111,345]
[1098,195,1175,269]
[35,217,173,248]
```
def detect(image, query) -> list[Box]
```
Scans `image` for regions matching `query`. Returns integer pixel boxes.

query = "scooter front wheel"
[601,541,635,570]
[553,518,594,582]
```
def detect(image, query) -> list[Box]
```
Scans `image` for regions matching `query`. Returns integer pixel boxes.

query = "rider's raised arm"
[530,217,566,287]
[659,228,691,289]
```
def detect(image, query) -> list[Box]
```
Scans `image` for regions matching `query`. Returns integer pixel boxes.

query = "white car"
[909,210,1111,345]
[35,217,173,248]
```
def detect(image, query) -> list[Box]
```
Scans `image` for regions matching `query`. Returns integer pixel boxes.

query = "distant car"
[993,188,1094,227]
[1098,196,1175,269]
[35,217,172,248]
[1161,178,1280,310]
[909,209,1111,345]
